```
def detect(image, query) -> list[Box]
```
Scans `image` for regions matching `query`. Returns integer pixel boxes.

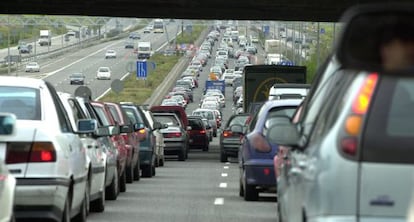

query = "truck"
[204,80,225,96]
[136,41,152,59]
[38,30,52,46]
[264,39,283,54]
[243,65,307,113]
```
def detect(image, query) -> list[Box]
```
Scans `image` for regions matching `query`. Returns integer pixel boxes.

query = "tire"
[133,161,140,181]
[142,165,153,178]
[152,165,156,176]
[154,156,159,167]
[119,169,127,192]
[220,151,227,163]
[90,190,105,212]
[73,188,88,222]
[178,150,185,161]
[213,130,217,137]
[239,179,244,197]
[61,195,71,222]
[202,143,209,152]
[126,164,134,184]
[159,157,164,167]
[244,179,258,201]
[106,168,118,200]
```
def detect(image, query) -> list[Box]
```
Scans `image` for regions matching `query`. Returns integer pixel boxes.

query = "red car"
[105,102,141,184]
[91,101,128,193]
[187,116,209,151]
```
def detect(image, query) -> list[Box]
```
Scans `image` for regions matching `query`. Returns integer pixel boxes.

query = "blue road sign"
[137,60,148,79]
[277,60,295,66]
[320,28,325,34]
[263,25,270,35]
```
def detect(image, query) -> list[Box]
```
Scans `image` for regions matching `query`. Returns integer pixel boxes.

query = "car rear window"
[227,115,249,127]
[154,115,180,126]
[0,86,40,120]
[189,119,203,130]
[363,76,414,164]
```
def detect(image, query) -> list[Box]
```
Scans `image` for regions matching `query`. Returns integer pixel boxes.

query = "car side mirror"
[77,119,97,134]
[134,123,145,131]
[265,119,300,147]
[109,125,120,135]
[120,125,133,133]
[0,113,16,136]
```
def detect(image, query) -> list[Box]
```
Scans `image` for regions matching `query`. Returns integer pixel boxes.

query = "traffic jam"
[2,3,414,222]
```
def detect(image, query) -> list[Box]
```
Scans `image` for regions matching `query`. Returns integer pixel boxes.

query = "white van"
[268,83,310,100]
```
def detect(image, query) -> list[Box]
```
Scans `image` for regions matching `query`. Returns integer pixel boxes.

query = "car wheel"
[213,130,217,137]
[178,150,185,161]
[73,187,88,222]
[159,157,164,167]
[239,178,244,197]
[152,165,156,176]
[119,169,127,192]
[125,164,133,183]
[202,143,209,152]
[106,168,118,200]
[142,165,153,178]
[243,177,258,201]
[220,151,227,163]
[61,195,71,222]
[133,161,140,181]
[90,190,105,212]
[155,156,159,167]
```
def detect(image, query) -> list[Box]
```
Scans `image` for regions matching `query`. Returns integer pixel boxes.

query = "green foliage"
[175,25,204,44]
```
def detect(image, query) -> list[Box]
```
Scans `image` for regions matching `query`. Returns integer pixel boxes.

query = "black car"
[69,73,86,85]
[129,32,141,39]
[125,41,134,48]
[219,113,249,162]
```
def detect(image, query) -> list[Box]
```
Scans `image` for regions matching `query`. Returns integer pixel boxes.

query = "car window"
[93,105,111,126]
[363,76,414,164]
[154,115,179,126]
[189,119,203,130]
[227,115,248,127]
[0,86,40,120]
[108,105,121,124]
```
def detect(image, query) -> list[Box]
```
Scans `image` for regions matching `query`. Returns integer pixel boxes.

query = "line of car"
[0,75,175,221]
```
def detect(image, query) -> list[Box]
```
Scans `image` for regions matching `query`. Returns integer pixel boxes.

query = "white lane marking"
[42,40,121,79]
[221,173,228,177]
[95,71,130,101]
[225,162,230,165]
[214,198,224,205]
[223,166,229,169]
[219,183,227,188]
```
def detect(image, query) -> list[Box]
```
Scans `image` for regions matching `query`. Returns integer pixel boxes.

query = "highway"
[82,27,278,222]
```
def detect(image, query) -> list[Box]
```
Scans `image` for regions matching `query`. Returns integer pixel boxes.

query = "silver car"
[58,92,107,213]
[0,76,96,221]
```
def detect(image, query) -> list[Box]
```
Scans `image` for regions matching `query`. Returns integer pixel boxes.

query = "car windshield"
[153,115,179,126]
[0,86,40,120]
[99,67,109,72]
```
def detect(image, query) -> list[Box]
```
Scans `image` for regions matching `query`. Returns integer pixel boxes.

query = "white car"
[105,50,117,59]
[58,92,107,213]
[0,114,16,222]
[0,76,96,221]
[221,72,236,86]
[25,62,40,72]
[97,67,111,80]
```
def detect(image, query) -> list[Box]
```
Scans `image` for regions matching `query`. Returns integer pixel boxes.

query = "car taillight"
[263,168,271,176]
[223,130,232,137]
[340,73,378,157]
[249,133,271,152]
[121,133,129,142]
[164,132,182,138]
[6,142,56,164]
[200,130,206,134]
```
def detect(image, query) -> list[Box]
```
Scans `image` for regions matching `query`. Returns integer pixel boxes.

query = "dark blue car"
[238,99,302,201]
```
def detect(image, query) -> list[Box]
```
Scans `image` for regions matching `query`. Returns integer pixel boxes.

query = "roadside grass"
[99,25,206,103]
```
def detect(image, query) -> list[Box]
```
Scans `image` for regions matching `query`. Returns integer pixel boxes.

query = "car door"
[280,62,345,222]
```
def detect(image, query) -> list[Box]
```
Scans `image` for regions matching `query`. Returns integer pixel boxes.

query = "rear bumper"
[189,135,208,148]
[14,178,70,221]
[221,139,241,157]
[244,161,276,188]
[164,141,186,154]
